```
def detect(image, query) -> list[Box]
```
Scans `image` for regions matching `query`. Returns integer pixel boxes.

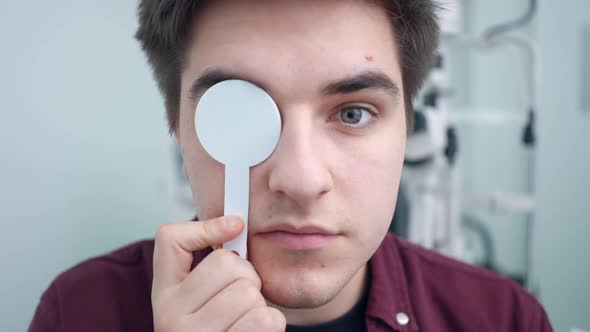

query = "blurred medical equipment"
[400,0,539,289]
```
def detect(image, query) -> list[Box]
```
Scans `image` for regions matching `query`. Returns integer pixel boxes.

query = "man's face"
[177,0,406,310]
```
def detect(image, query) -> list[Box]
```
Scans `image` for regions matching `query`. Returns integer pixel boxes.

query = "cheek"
[338,131,405,238]
[188,155,225,220]
[179,107,226,220]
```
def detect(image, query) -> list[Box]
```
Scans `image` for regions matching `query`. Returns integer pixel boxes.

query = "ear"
[183,164,189,180]
[174,132,188,180]
[170,123,181,144]
[172,128,180,142]
[166,98,181,142]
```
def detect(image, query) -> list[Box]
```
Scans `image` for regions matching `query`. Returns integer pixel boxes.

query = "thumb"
[152,216,244,289]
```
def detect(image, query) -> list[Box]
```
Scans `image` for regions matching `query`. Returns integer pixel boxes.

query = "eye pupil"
[341,108,363,124]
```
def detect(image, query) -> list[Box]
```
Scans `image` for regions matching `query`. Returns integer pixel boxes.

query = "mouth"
[255,224,340,250]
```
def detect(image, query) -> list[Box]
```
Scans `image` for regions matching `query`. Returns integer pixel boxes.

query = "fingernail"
[224,216,241,229]
[231,250,240,256]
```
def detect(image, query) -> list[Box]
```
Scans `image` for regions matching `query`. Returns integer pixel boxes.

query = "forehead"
[183,0,402,100]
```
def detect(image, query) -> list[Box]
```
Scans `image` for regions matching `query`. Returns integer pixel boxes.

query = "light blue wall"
[534,1,590,331]
[0,1,588,331]
[0,2,168,330]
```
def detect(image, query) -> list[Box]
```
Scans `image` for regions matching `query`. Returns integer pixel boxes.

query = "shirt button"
[396,312,410,326]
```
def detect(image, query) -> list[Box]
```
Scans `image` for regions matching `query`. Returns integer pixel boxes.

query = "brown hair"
[135,0,440,134]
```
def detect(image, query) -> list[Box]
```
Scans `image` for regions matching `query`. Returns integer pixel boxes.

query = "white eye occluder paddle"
[195,80,281,258]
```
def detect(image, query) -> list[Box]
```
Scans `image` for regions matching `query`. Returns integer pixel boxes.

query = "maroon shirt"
[29,233,553,331]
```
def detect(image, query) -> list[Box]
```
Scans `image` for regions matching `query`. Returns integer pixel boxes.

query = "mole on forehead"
[365,55,374,62]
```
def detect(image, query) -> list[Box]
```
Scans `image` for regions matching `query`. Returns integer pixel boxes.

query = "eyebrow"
[188,67,266,101]
[188,67,401,103]
[321,70,401,102]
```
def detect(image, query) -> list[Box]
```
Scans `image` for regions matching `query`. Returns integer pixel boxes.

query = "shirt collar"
[366,233,419,332]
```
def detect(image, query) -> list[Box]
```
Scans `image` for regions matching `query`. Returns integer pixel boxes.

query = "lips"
[255,224,340,250]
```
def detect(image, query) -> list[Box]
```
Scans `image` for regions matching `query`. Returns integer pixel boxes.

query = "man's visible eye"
[336,106,377,129]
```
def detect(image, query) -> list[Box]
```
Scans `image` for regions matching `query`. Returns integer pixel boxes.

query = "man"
[30,0,553,331]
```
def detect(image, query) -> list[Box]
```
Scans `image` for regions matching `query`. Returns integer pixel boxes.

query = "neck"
[271,263,368,326]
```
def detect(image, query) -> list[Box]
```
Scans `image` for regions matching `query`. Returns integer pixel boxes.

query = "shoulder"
[29,239,157,332]
[382,234,552,331]
[394,235,527,296]
[54,239,156,293]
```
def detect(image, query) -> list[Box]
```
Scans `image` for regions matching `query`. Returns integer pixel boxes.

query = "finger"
[152,216,244,291]
[228,307,287,332]
[187,278,267,331]
[176,248,261,313]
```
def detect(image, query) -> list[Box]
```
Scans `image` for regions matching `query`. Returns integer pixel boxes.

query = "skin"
[174,0,406,326]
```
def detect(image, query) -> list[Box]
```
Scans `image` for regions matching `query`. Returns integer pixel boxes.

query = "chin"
[252,249,361,309]
[259,269,342,309]
[247,235,370,309]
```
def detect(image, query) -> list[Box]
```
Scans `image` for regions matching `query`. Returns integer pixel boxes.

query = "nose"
[267,113,334,209]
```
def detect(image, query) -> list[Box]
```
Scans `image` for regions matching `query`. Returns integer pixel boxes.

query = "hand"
[151,216,286,332]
